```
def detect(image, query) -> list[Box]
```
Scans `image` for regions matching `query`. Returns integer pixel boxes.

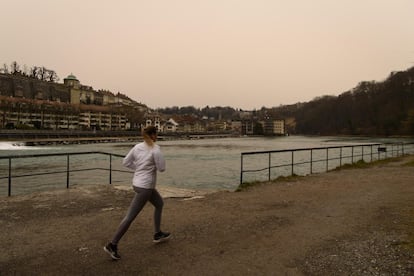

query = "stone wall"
[0,73,70,102]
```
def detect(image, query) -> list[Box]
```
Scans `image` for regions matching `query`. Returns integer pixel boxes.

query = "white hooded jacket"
[122,142,166,189]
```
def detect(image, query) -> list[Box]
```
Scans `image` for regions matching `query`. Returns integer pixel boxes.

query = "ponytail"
[142,126,157,146]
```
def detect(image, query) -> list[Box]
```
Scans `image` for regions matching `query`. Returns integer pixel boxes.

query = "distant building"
[230,121,242,133]
[144,112,161,130]
[263,119,285,135]
[241,121,254,135]
[0,72,70,102]
[162,118,179,133]
[0,73,145,130]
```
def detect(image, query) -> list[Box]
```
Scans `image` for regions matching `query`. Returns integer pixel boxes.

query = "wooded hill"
[298,66,414,135]
[267,66,414,136]
[158,66,414,136]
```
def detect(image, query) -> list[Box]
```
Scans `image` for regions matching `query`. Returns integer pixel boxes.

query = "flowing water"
[1,136,413,196]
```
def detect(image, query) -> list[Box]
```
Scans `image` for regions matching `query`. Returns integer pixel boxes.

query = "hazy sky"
[1,0,414,110]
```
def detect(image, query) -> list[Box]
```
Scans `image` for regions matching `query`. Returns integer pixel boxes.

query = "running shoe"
[153,231,171,243]
[104,242,121,260]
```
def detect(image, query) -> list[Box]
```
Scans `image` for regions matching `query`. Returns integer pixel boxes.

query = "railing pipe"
[351,146,354,164]
[362,146,364,162]
[268,153,271,182]
[240,154,244,185]
[0,151,129,196]
[310,149,313,174]
[110,154,113,184]
[66,154,70,189]
[240,142,414,186]
[8,158,11,196]
[370,145,373,162]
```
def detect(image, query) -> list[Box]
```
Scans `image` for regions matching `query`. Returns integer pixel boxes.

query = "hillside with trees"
[293,66,414,136]
[2,60,413,136]
[156,66,414,136]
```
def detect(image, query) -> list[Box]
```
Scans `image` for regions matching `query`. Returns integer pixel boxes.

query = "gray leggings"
[111,187,164,245]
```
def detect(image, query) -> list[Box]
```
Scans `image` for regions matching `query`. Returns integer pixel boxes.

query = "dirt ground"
[1,155,414,275]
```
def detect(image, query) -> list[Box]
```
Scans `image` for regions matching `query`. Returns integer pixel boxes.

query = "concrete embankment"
[0,130,237,145]
[0,130,139,145]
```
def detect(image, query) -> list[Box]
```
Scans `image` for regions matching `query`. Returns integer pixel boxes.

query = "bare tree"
[30,66,38,78]
[22,64,29,76]
[38,67,47,81]
[47,70,59,82]
[0,63,9,73]
[11,61,20,74]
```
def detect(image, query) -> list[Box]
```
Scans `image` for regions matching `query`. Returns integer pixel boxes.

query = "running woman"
[104,125,170,260]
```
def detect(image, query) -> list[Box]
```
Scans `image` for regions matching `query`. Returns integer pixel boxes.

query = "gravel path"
[1,155,414,275]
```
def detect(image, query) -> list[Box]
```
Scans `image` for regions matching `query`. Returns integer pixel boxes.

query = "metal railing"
[240,142,414,185]
[2,142,413,196]
[0,151,130,196]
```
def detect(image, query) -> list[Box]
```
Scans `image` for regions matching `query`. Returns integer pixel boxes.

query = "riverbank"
[1,155,414,275]
[0,129,238,145]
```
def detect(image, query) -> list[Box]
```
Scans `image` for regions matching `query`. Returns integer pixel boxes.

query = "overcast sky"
[1,0,414,110]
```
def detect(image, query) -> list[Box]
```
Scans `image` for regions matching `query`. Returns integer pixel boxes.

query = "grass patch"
[333,156,405,171]
[236,181,262,192]
[403,160,414,167]
[236,174,302,192]
[273,174,301,182]
[333,159,370,170]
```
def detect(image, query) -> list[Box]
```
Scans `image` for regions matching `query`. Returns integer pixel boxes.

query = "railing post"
[109,154,113,184]
[310,149,313,174]
[291,151,294,176]
[326,148,329,172]
[378,145,381,160]
[240,154,243,185]
[362,145,365,160]
[340,147,342,167]
[362,145,364,162]
[268,153,271,181]
[66,154,70,189]
[371,145,372,163]
[8,158,11,196]
[351,146,354,164]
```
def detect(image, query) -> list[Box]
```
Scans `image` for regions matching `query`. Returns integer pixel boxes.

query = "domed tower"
[64,74,80,89]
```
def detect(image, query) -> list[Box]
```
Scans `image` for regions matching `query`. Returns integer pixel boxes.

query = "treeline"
[292,66,414,136]
[4,60,413,136]
[158,66,414,136]
[157,106,243,120]
[0,61,59,82]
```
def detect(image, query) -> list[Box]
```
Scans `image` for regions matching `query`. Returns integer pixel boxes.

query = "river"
[1,135,413,196]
